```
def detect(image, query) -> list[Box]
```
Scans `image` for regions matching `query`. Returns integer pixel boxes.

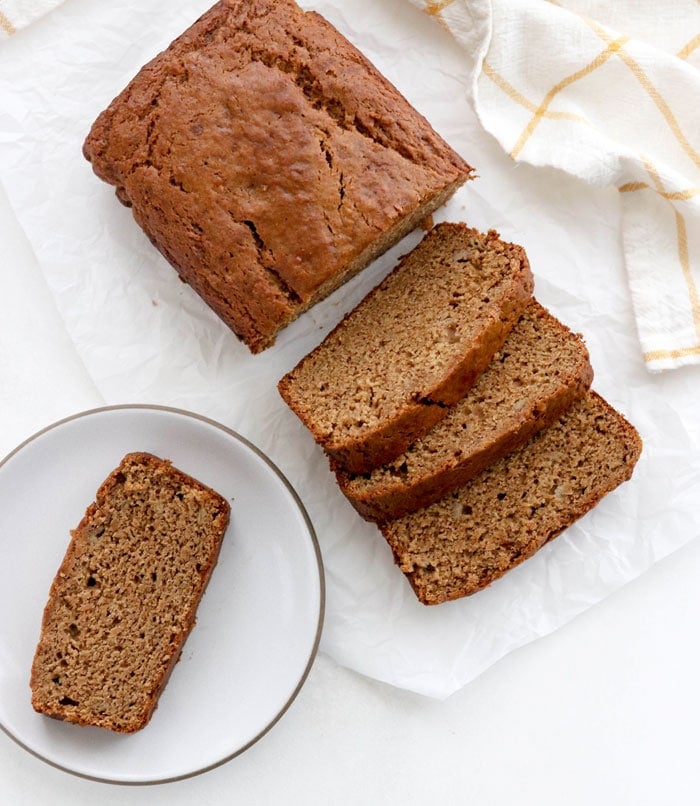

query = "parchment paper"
[0,0,698,697]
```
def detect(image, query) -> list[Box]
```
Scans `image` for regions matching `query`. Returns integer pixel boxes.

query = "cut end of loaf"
[30,453,230,733]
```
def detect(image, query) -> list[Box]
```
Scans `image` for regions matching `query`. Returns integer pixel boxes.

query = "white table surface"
[2,1,700,799]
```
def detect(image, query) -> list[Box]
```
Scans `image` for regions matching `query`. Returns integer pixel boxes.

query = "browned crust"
[379,391,643,605]
[336,302,594,521]
[30,453,230,733]
[278,225,534,474]
[83,0,474,354]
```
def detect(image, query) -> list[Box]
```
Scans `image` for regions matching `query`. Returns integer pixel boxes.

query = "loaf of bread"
[278,223,534,474]
[335,300,594,521]
[30,453,230,733]
[83,0,474,353]
[380,391,642,605]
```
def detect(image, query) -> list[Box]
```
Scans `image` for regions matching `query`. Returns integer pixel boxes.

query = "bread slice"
[278,223,534,474]
[336,300,593,521]
[30,453,230,733]
[83,0,473,353]
[380,391,642,605]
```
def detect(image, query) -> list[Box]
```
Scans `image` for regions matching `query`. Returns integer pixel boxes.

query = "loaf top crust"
[30,453,230,733]
[83,0,473,352]
[381,391,642,605]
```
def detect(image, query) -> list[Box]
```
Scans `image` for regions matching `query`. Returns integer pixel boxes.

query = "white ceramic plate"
[0,406,324,784]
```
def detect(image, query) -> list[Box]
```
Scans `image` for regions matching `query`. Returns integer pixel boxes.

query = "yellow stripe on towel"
[0,11,16,36]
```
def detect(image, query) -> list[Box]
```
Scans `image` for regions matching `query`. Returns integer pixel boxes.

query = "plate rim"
[0,403,326,786]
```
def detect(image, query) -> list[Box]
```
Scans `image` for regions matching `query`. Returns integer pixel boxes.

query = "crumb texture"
[278,223,533,473]
[336,300,593,520]
[380,391,642,605]
[30,453,230,733]
[83,0,473,352]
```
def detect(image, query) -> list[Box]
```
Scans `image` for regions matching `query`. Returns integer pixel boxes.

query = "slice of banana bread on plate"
[30,453,230,733]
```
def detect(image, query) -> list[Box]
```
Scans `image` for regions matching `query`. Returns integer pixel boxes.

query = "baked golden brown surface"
[83,0,473,353]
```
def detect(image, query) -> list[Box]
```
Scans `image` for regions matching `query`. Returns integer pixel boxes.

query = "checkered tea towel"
[412,0,700,372]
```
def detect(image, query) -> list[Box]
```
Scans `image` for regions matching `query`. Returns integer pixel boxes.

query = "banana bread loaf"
[83,0,474,353]
[336,300,593,521]
[278,223,534,474]
[380,391,642,605]
[30,453,230,733]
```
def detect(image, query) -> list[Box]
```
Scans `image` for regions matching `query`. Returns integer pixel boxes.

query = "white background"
[1,0,700,801]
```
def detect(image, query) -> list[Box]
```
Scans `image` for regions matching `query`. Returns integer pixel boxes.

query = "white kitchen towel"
[411,0,700,372]
[0,0,65,38]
